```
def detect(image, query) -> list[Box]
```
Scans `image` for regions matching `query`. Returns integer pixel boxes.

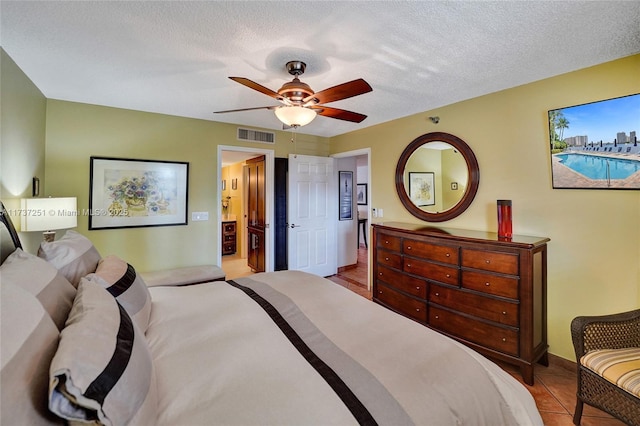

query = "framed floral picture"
[408,172,435,206]
[89,157,189,230]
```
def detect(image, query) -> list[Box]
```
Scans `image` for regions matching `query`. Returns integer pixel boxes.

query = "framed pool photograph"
[89,157,189,229]
[548,93,640,190]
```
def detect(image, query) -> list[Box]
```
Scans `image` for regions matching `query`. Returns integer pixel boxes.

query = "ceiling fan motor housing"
[278,61,316,103]
[278,79,314,103]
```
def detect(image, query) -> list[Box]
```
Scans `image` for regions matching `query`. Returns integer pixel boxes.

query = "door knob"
[290,223,301,228]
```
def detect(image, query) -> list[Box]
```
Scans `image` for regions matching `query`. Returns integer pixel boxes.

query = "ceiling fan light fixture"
[275,106,317,127]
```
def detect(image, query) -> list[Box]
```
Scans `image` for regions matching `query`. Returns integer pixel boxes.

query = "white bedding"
[147,271,543,426]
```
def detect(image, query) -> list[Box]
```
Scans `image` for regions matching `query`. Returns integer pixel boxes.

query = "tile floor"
[222,246,626,426]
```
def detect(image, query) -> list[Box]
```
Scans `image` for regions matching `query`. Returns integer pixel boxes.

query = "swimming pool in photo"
[556,153,640,180]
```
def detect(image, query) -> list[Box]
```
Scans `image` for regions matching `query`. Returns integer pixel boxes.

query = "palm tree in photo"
[557,116,570,144]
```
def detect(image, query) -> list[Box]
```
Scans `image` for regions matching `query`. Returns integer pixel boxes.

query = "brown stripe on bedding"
[84,303,134,404]
[105,263,137,297]
[228,278,414,426]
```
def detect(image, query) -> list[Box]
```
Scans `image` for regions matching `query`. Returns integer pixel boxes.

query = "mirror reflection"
[395,132,479,222]
[403,142,468,213]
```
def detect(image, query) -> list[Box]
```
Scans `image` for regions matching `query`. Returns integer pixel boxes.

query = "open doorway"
[217,145,275,280]
[327,148,371,296]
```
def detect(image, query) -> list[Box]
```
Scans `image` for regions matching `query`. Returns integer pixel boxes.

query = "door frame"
[331,147,371,289]
[217,145,275,272]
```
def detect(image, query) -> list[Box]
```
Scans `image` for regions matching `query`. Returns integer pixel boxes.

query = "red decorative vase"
[497,200,513,239]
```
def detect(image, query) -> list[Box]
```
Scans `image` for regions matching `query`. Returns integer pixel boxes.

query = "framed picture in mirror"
[408,172,435,207]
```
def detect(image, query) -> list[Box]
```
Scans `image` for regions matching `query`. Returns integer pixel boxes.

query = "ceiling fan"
[214,61,373,127]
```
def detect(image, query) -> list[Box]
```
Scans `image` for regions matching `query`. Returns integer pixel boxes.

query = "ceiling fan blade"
[304,79,372,104]
[229,77,282,100]
[214,106,278,114]
[312,106,367,123]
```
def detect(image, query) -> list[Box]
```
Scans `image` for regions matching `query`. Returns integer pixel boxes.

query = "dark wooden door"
[274,157,288,270]
[246,155,266,272]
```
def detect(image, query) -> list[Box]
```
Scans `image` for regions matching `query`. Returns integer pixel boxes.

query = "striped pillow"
[38,230,101,287]
[86,255,152,332]
[1,249,76,330]
[1,282,63,425]
[48,278,157,426]
[581,347,640,397]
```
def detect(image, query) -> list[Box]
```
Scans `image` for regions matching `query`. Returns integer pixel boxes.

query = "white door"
[287,154,337,277]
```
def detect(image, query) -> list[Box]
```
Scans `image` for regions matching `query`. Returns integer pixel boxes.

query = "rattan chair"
[571,309,640,425]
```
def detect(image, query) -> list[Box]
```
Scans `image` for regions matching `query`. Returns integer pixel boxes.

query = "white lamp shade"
[21,197,78,231]
[274,106,317,127]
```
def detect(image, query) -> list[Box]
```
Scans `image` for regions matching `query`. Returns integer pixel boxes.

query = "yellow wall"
[43,100,328,272]
[222,161,245,253]
[0,49,48,253]
[331,54,640,360]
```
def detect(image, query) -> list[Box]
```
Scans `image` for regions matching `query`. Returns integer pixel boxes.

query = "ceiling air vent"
[237,128,275,144]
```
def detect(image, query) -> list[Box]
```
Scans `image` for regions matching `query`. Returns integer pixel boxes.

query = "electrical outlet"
[191,212,209,221]
[378,208,384,217]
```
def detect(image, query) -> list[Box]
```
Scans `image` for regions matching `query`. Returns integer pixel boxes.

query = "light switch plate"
[192,211,209,221]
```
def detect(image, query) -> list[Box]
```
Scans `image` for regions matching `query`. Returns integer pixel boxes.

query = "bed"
[0,201,543,425]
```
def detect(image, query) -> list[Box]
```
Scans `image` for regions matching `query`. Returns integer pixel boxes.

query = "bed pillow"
[49,278,157,426]
[85,255,152,332]
[1,248,76,330]
[1,282,64,425]
[37,230,101,287]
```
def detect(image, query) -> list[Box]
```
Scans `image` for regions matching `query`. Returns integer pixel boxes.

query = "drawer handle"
[378,290,383,294]
[502,311,507,315]
[435,315,439,319]
[385,257,389,261]
[407,246,412,250]
[445,274,451,278]
[434,292,439,296]
[385,240,389,244]
[446,253,450,257]
[407,264,411,268]
[485,260,491,264]
[416,286,421,290]
[485,282,490,286]
[379,272,383,276]
[502,338,507,342]
[416,308,420,312]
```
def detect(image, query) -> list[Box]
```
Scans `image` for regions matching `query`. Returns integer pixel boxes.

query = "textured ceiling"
[2,1,639,138]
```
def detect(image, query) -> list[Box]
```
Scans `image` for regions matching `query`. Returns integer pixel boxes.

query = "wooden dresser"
[372,222,549,385]
[222,220,237,255]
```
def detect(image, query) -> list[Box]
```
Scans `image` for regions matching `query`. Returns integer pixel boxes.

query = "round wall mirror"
[395,132,479,222]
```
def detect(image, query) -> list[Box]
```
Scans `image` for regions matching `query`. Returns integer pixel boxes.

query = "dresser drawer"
[376,265,427,298]
[403,239,458,265]
[429,285,518,327]
[404,257,458,286]
[462,270,519,299]
[429,307,519,356]
[377,233,402,252]
[376,284,427,323]
[223,222,236,233]
[461,249,518,275]
[376,249,402,270]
